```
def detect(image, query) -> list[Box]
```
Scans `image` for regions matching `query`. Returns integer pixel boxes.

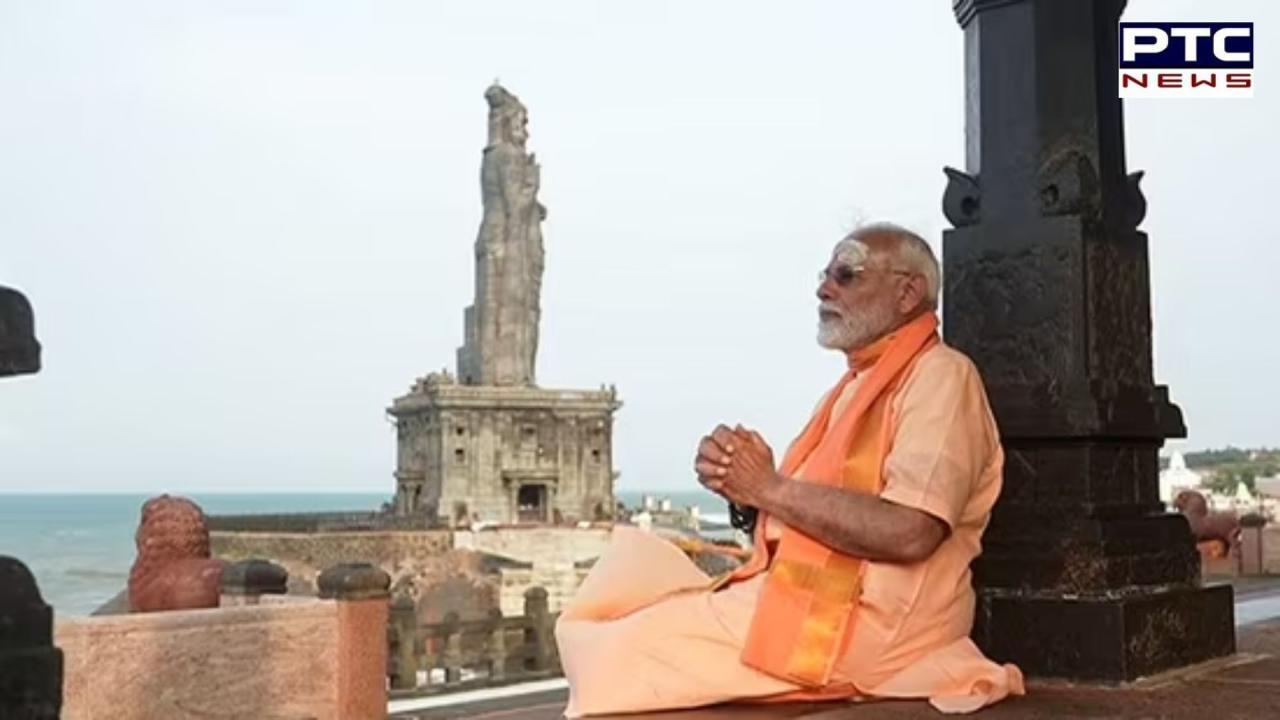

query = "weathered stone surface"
[128,495,226,613]
[943,0,1234,679]
[0,285,40,377]
[457,83,546,388]
[0,556,62,719]
[973,584,1236,681]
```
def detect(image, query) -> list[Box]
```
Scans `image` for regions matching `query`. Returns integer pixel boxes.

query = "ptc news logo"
[1119,23,1254,98]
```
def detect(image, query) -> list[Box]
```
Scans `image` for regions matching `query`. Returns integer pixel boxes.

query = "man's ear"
[899,275,925,313]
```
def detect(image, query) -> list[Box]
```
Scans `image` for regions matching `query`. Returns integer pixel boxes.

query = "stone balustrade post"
[318,563,391,720]
[442,612,462,684]
[523,587,550,672]
[1240,514,1267,576]
[219,559,288,606]
[487,608,507,681]
[0,556,62,719]
[389,592,419,690]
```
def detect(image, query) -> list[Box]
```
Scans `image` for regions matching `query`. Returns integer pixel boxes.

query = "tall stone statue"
[456,83,547,387]
[392,83,618,526]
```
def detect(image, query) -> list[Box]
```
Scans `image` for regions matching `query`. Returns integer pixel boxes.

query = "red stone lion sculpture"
[1173,489,1242,559]
[127,495,225,613]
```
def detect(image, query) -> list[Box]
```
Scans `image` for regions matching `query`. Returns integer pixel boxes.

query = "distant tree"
[1203,467,1258,494]
[1185,447,1249,469]
[1202,472,1238,495]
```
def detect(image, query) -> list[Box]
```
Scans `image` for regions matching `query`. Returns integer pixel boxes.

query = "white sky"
[1,0,1275,494]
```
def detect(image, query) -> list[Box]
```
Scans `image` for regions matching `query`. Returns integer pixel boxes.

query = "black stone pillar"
[943,0,1235,681]
[0,557,63,719]
[0,286,41,377]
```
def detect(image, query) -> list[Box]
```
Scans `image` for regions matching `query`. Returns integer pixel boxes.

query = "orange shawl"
[727,312,939,688]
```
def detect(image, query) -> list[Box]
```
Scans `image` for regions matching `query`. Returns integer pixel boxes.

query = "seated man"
[556,223,1024,716]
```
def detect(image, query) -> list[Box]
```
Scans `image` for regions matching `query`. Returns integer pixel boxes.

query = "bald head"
[835,222,940,310]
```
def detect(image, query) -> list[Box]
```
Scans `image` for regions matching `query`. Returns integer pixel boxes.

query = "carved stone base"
[975,511,1202,591]
[972,583,1236,681]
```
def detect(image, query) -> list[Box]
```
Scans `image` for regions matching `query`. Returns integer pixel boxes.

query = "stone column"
[318,563,392,720]
[943,0,1235,680]
[0,556,62,719]
[1,289,53,714]
[219,559,288,606]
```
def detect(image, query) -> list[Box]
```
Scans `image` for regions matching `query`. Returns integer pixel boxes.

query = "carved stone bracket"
[942,167,981,227]
[1122,171,1148,230]
[0,286,41,377]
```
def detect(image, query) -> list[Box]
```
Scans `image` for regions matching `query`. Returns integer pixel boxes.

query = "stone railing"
[56,560,391,720]
[388,586,561,696]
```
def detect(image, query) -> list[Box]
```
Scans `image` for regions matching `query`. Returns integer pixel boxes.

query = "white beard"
[817,301,897,351]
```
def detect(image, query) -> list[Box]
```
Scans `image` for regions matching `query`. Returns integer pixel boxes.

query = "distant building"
[1159,452,1201,506]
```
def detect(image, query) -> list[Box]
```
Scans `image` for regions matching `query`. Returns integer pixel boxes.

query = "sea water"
[0,489,726,617]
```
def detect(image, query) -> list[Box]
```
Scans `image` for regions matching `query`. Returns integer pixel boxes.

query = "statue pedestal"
[390,383,620,526]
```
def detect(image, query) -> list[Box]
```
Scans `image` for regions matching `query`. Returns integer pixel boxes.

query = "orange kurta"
[555,340,1024,717]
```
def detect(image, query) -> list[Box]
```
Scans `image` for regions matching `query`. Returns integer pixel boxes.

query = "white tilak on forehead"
[833,238,870,267]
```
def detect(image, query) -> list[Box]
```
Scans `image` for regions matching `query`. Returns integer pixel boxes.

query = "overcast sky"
[1,0,1275,494]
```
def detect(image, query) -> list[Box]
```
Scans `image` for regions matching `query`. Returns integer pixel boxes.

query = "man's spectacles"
[818,263,915,288]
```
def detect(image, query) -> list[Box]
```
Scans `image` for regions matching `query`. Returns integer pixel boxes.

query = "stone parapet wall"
[213,530,453,594]
[212,526,614,619]
[57,600,342,719]
[455,526,611,564]
[209,511,393,533]
[497,564,590,616]
[460,527,610,615]
[208,511,443,533]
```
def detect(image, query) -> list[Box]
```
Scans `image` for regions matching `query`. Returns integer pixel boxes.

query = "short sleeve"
[878,350,996,530]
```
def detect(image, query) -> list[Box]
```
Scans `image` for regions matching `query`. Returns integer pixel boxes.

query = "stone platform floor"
[394,616,1280,720]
